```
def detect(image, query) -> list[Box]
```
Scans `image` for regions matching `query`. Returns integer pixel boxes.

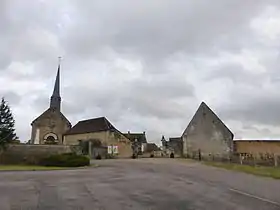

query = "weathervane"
[58,56,62,65]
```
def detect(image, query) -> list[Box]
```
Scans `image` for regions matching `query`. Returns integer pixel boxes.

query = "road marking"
[229,188,280,206]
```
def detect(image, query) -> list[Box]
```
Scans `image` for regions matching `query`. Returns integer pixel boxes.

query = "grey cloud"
[63,0,267,62]
[61,73,194,122]
[219,94,280,126]
[0,91,21,105]
[2,0,280,141]
[205,63,265,85]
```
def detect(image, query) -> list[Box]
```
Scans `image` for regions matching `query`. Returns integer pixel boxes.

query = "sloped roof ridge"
[181,101,233,137]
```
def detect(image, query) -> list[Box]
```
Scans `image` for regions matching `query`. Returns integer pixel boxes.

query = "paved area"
[0,159,280,209]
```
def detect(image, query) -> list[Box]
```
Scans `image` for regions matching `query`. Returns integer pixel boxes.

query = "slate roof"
[64,117,117,135]
[123,132,147,143]
[169,137,182,142]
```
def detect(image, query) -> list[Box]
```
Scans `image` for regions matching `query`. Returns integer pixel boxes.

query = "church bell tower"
[30,58,71,144]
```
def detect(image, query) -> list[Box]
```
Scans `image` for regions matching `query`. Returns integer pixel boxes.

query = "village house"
[63,117,133,158]
[145,143,161,157]
[161,136,183,157]
[123,131,147,156]
[182,102,234,160]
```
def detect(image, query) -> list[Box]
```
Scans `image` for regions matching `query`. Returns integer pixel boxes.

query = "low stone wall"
[0,144,80,165]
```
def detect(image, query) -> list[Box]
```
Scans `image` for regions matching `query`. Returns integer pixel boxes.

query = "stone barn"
[63,117,133,158]
[182,102,234,160]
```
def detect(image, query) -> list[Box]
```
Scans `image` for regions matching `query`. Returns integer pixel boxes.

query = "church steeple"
[50,59,61,111]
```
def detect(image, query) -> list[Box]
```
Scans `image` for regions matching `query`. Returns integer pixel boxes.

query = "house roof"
[146,143,161,152]
[169,137,182,142]
[123,132,147,143]
[64,117,116,135]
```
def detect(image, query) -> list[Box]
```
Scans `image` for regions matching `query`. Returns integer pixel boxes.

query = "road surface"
[0,158,279,209]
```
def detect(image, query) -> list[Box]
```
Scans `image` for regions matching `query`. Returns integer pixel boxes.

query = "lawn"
[205,161,280,179]
[0,165,68,171]
[0,164,97,171]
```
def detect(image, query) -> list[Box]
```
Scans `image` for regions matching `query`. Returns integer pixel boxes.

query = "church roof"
[52,64,60,97]
[64,117,117,135]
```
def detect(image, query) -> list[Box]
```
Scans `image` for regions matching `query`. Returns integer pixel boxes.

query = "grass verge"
[0,164,98,171]
[204,161,280,179]
[0,165,67,171]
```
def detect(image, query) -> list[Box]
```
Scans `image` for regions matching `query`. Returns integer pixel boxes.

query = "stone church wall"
[0,144,78,165]
[31,109,71,145]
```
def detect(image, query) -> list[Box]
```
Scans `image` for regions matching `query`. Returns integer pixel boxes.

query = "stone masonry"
[182,102,234,159]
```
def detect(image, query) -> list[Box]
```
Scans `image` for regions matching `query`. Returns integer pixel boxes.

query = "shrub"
[40,153,90,167]
[132,154,137,159]
[96,154,102,160]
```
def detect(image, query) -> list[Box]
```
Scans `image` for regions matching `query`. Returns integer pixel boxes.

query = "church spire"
[50,58,61,111]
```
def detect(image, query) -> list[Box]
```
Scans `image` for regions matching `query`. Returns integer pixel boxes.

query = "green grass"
[0,164,98,171]
[204,162,280,179]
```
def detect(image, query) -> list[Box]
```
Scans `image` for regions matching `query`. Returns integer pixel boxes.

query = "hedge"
[40,153,90,167]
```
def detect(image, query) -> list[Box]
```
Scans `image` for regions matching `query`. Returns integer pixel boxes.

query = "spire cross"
[58,56,62,65]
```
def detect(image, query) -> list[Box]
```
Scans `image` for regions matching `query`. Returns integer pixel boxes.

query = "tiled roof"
[64,117,115,135]
[169,137,182,142]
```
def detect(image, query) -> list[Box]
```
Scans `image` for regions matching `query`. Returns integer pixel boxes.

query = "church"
[30,63,71,144]
[30,61,133,158]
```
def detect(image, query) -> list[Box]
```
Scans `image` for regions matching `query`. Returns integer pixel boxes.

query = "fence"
[187,150,280,167]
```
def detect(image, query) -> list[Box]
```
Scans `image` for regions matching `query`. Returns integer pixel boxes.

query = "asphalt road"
[0,158,280,210]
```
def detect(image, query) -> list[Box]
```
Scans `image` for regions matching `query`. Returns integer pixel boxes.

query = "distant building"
[145,143,161,157]
[168,137,183,156]
[161,136,183,157]
[182,102,234,159]
[123,131,147,155]
[63,117,132,158]
[30,63,71,145]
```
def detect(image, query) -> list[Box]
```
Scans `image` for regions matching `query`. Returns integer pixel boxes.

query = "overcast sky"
[2,0,280,144]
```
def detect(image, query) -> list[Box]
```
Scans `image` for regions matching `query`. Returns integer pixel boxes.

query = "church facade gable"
[31,108,71,144]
